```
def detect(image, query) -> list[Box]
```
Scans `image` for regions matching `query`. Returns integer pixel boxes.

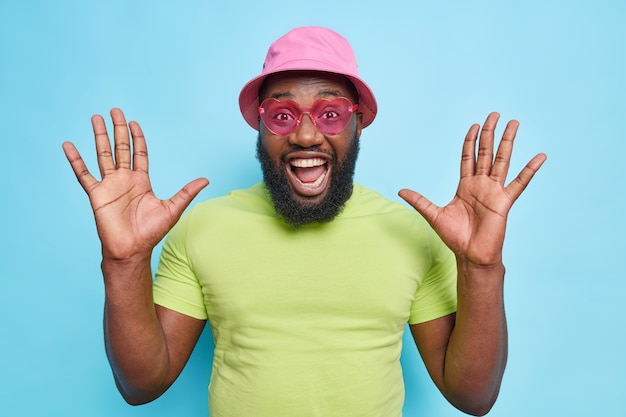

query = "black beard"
[256,133,360,228]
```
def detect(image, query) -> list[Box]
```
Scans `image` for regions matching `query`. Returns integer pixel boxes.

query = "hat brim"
[239,66,377,131]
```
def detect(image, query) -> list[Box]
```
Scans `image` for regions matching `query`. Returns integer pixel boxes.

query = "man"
[62,26,546,416]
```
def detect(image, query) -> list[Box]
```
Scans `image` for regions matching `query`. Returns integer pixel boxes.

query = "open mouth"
[287,157,331,197]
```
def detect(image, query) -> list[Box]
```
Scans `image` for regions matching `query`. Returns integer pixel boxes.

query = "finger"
[505,153,547,202]
[168,178,210,218]
[490,119,519,185]
[129,121,148,174]
[475,112,500,175]
[62,141,99,193]
[460,123,479,179]
[398,188,441,228]
[92,114,115,178]
[110,108,131,170]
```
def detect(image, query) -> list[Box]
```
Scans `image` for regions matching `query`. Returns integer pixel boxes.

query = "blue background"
[1,1,624,416]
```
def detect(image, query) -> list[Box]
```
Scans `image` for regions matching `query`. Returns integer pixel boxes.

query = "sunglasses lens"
[259,98,356,136]
[309,97,355,136]
[259,99,300,136]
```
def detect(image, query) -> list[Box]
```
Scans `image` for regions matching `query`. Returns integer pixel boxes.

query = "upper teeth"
[290,158,325,168]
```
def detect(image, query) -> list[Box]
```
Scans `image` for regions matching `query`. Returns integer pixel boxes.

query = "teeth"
[290,158,326,168]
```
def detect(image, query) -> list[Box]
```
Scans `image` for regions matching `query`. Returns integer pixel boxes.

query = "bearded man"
[63,26,546,417]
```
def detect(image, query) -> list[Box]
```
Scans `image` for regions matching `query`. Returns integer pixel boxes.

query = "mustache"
[280,145,336,161]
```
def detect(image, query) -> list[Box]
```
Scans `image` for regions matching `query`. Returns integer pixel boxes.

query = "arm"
[409,262,506,416]
[63,108,209,404]
[102,256,206,404]
[400,112,546,415]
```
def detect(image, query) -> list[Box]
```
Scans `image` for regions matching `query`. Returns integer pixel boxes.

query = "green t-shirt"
[153,183,457,417]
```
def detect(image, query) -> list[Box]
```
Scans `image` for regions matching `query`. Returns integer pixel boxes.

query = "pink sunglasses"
[259,97,359,136]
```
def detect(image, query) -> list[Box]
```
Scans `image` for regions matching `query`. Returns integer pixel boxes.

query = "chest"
[189,218,432,332]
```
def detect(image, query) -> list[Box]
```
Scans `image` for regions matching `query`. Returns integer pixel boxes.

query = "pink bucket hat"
[239,26,377,130]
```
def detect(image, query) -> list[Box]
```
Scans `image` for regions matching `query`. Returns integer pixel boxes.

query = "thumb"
[168,177,210,217]
[398,188,441,226]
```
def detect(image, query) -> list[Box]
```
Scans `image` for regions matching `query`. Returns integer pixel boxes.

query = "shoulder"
[346,185,455,261]
[166,183,275,239]
[346,184,425,222]
[186,182,273,218]
[339,184,438,243]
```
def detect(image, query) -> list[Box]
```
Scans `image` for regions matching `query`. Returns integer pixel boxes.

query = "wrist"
[456,257,505,274]
[101,252,154,297]
[456,257,506,296]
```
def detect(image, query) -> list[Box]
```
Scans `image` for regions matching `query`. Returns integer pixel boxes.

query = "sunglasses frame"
[258,97,359,136]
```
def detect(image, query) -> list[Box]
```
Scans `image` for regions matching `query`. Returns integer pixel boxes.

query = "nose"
[288,113,324,148]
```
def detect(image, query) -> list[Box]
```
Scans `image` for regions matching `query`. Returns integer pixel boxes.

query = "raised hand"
[63,108,209,261]
[399,112,546,267]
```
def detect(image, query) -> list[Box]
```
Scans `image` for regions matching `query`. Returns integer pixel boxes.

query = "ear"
[355,112,363,139]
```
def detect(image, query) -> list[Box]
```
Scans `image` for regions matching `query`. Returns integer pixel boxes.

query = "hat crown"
[262,27,358,76]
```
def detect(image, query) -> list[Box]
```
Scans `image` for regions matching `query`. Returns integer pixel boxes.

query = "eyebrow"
[269,92,294,100]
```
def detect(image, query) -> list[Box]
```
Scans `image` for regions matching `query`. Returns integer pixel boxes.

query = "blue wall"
[1,1,624,416]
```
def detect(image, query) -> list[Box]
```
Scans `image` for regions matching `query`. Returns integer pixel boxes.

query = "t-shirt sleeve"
[153,210,208,320]
[408,229,457,324]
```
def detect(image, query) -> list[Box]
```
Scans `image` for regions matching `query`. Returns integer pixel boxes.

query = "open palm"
[63,108,208,261]
[399,112,546,267]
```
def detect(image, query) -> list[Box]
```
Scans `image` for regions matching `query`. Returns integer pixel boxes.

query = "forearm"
[443,259,508,415]
[101,253,171,404]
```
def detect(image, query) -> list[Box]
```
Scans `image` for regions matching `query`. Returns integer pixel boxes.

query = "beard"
[256,132,360,228]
